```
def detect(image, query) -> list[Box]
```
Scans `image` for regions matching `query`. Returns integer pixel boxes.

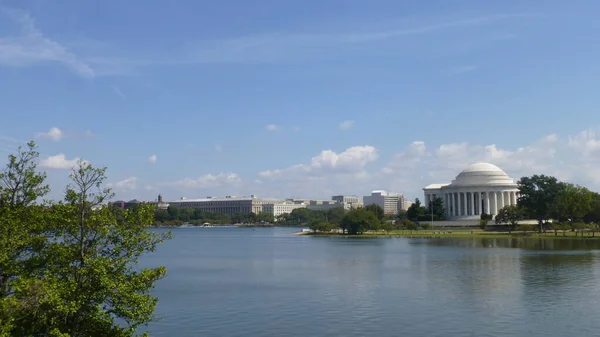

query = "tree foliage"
[495,205,524,232]
[552,183,592,223]
[364,204,385,221]
[517,175,564,231]
[406,198,427,221]
[340,208,380,235]
[0,143,170,336]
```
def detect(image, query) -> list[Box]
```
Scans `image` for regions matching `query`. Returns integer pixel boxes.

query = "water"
[140,227,600,336]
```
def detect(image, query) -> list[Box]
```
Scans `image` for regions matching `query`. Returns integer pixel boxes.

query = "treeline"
[287,204,427,234]
[0,142,169,336]
[496,175,600,233]
[153,206,274,226]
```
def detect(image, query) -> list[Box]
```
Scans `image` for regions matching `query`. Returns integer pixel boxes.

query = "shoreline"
[298,230,600,240]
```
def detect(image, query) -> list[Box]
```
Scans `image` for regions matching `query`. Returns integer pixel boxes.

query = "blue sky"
[1,0,600,202]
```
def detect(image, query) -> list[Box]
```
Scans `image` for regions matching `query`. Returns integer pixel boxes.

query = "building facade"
[262,202,307,217]
[168,195,282,215]
[423,162,519,220]
[331,195,363,209]
[363,191,406,215]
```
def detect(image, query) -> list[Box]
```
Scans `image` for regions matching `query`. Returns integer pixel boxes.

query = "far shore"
[298,229,600,240]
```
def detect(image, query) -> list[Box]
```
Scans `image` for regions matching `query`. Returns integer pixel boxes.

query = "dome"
[450,162,516,187]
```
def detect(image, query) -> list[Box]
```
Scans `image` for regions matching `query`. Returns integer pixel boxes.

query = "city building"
[422,162,519,220]
[262,201,307,217]
[331,195,363,209]
[168,195,282,215]
[363,190,407,215]
[306,200,346,211]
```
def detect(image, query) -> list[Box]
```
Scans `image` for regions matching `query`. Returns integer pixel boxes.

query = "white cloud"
[39,154,84,169]
[151,127,600,202]
[35,127,63,142]
[0,8,95,78]
[265,124,278,132]
[107,177,137,191]
[339,120,355,130]
[148,154,157,164]
[175,173,242,189]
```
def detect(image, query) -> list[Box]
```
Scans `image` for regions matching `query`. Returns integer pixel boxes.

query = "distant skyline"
[1,0,600,202]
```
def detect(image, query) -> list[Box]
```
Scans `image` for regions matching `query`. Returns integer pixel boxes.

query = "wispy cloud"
[0,7,95,78]
[265,124,279,132]
[446,64,480,75]
[339,120,355,130]
[35,127,63,142]
[110,85,126,99]
[181,13,544,64]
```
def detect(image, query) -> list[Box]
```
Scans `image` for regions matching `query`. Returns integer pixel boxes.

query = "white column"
[476,192,481,215]
[470,192,475,216]
[499,191,505,211]
[511,191,516,206]
[451,193,455,217]
[457,192,462,216]
[485,192,490,215]
[491,191,497,216]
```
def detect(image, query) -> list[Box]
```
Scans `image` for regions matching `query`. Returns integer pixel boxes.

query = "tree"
[495,205,524,233]
[365,204,385,221]
[427,197,446,220]
[7,161,171,336]
[479,213,493,230]
[552,183,593,223]
[406,198,426,221]
[327,207,346,226]
[517,175,564,232]
[309,220,333,233]
[341,208,380,235]
[0,142,50,332]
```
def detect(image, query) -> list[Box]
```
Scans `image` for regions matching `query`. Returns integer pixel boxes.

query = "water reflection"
[421,237,600,250]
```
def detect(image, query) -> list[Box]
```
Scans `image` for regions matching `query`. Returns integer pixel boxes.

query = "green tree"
[517,175,564,232]
[552,183,592,223]
[309,220,333,233]
[0,142,50,332]
[495,205,524,233]
[341,208,380,235]
[479,213,493,230]
[8,161,171,336]
[427,197,446,220]
[364,204,385,221]
[406,198,426,221]
[327,207,346,226]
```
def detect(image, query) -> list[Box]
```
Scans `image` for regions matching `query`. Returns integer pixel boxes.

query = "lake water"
[141,227,600,336]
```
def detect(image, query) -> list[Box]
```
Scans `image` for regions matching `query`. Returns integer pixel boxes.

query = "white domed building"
[423,163,519,220]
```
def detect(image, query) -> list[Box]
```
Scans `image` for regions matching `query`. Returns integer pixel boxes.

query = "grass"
[301,229,600,239]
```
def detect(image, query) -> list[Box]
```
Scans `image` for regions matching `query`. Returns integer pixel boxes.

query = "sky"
[1,0,600,203]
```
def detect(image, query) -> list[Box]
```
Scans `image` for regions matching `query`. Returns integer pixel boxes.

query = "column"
[456,192,461,217]
[491,191,497,216]
[470,192,475,216]
[451,193,456,217]
[476,192,481,215]
[484,192,489,215]
[461,192,466,216]
[499,191,505,211]
[511,191,516,206]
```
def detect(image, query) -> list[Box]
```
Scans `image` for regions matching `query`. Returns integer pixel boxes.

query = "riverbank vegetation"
[305,174,600,238]
[0,142,170,336]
